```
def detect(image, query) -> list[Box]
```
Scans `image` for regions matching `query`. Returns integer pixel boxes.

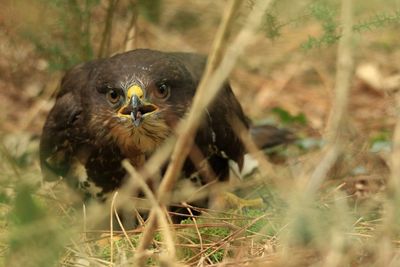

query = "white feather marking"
[68,158,103,196]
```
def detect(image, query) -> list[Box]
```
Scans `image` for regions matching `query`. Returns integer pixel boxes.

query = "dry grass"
[1,0,400,266]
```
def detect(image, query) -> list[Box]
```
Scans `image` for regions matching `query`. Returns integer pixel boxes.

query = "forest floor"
[1,0,400,266]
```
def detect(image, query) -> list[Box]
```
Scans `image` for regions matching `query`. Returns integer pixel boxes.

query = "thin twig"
[183,203,204,252]
[82,203,94,257]
[109,191,119,266]
[113,207,136,251]
[303,0,354,195]
[98,0,120,58]
[389,92,400,194]
[380,60,400,267]
[123,0,138,52]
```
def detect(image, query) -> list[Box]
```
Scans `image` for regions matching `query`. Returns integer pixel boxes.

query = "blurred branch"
[82,0,94,61]
[98,0,120,58]
[123,0,139,51]
[133,0,241,257]
[202,0,242,78]
[134,0,274,264]
[389,95,400,194]
[109,191,118,264]
[304,0,354,195]
[382,78,400,266]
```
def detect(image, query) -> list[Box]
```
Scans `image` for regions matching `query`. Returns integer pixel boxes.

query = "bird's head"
[86,49,198,155]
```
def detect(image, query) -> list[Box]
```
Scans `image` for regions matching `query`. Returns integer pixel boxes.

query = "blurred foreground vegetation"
[1,0,400,266]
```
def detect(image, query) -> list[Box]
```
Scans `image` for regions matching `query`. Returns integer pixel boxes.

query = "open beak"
[117,85,158,126]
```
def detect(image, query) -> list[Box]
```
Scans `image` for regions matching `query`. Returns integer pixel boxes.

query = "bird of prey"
[40,49,291,210]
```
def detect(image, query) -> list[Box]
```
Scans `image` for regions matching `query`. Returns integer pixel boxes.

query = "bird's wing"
[169,53,249,178]
[40,63,95,181]
[170,53,295,161]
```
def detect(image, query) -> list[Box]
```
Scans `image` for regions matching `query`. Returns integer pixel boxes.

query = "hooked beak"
[117,85,158,126]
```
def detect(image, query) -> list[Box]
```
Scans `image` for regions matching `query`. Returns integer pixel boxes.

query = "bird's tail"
[229,124,296,179]
[249,124,296,149]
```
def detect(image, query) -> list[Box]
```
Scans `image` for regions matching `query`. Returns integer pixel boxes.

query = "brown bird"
[40,49,292,216]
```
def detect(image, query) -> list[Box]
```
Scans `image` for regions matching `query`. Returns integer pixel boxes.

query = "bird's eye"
[154,82,170,99]
[106,89,121,105]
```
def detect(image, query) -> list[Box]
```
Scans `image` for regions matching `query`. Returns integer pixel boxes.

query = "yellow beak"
[117,85,158,126]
